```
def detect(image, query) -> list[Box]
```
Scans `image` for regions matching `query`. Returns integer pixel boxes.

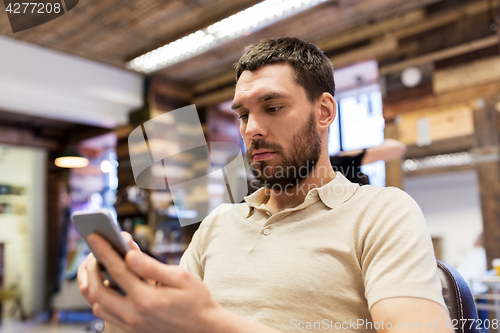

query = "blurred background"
[1,0,500,331]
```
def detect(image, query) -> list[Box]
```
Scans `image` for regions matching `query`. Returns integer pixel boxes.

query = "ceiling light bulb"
[401,67,422,88]
[55,156,89,168]
[101,160,112,173]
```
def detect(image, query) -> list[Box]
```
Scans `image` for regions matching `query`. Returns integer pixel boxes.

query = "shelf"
[471,276,500,284]
[115,202,142,217]
[0,195,27,202]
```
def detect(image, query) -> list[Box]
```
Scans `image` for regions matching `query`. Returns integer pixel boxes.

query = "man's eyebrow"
[231,92,284,110]
[258,92,284,103]
[231,102,242,110]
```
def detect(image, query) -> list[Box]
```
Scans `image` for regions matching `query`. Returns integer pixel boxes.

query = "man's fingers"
[84,239,152,330]
[77,253,94,303]
[92,303,139,333]
[91,303,127,331]
[86,255,121,302]
[120,232,156,286]
[125,250,190,288]
[121,231,141,251]
[85,255,137,322]
[87,233,147,294]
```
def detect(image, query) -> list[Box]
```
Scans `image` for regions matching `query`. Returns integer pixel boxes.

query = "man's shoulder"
[353,184,412,200]
[349,185,419,211]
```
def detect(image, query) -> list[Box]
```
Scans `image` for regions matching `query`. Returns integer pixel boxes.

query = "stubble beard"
[247,111,322,190]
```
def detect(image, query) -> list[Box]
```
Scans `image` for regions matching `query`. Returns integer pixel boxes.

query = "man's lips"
[253,152,276,161]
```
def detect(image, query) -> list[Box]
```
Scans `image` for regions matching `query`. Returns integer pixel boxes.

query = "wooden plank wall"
[397,103,475,146]
[383,55,500,268]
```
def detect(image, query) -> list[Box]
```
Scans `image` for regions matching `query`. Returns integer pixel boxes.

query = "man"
[78,37,452,333]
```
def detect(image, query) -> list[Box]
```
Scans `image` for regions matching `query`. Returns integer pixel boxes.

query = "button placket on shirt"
[260,209,293,235]
[261,210,273,236]
[258,192,318,236]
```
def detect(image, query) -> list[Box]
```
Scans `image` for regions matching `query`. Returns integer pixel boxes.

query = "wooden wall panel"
[434,56,500,95]
[397,103,474,145]
[384,95,437,121]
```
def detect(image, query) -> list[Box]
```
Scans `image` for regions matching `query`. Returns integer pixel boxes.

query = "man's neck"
[265,159,336,214]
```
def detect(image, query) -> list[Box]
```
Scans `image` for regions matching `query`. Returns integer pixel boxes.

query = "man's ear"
[316,92,336,132]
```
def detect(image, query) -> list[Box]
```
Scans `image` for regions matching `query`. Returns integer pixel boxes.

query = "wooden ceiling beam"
[0,126,60,151]
[384,79,500,121]
[191,10,424,94]
[151,79,192,101]
[330,35,398,68]
[379,35,499,75]
[125,0,263,61]
[434,56,500,95]
[193,36,400,105]
[193,71,236,95]
[393,0,497,39]
[67,126,112,145]
[181,0,500,106]
[192,86,235,107]
[315,9,425,53]
[437,80,500,106]
[191,0,494,95]
[384,95,437,121]
[378,41,420,63]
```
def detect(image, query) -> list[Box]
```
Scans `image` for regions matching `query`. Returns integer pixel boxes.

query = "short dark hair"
[234,37,335,102]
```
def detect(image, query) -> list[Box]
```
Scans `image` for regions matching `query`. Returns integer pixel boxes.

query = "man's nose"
[244,114,267,139]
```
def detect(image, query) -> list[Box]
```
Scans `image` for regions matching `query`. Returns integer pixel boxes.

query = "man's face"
[232,63,321,190]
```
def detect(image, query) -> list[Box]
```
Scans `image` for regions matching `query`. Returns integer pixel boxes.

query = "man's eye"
[266,107,281,113]
[239,114,248,121]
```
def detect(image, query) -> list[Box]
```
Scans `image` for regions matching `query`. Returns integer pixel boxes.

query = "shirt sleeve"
[359,187,446,310]
[178,203,233,279]
[179,225,204,280]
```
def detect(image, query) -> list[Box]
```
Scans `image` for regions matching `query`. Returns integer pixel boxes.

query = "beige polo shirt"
[180,173,445,332]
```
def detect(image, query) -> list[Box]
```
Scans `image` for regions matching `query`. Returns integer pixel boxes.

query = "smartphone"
[71,208,131,295]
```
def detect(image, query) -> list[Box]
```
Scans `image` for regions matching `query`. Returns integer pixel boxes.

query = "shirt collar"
[244,186,270,218]
[316,172,359,209]
[243,172,359,217]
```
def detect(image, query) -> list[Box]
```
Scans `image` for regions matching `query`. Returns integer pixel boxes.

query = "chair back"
[437,259,480,333]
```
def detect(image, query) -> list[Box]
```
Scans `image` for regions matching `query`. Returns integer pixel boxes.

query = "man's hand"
[76,232,224,333]
[77,232,139,304]
[77,232,285,333]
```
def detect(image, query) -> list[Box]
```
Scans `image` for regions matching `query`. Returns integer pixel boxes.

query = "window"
[328,61,386,187]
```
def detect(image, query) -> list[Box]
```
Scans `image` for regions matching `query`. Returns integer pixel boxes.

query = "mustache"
[247,140,283,157]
